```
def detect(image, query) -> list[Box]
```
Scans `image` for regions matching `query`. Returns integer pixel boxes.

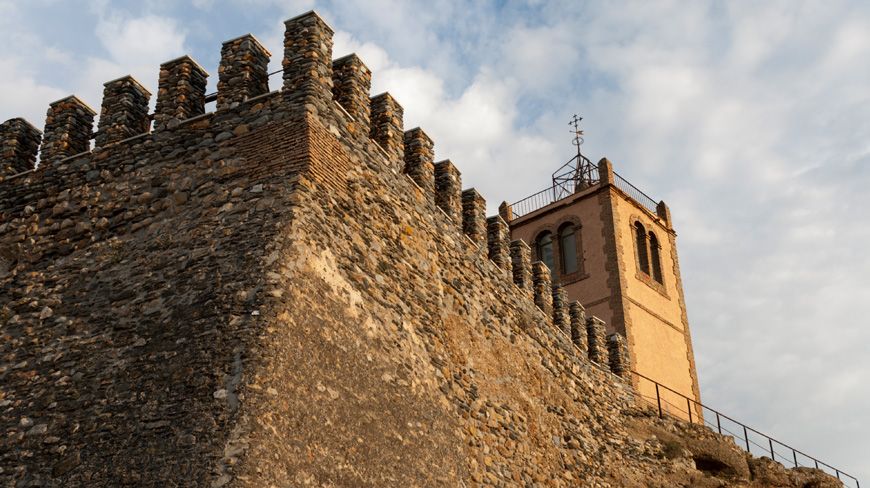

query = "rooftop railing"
[613,171,658,214]
[511,164,659,218]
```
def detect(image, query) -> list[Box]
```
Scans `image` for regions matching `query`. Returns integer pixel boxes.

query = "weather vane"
[569,114,584,160]
[549,114,595,195]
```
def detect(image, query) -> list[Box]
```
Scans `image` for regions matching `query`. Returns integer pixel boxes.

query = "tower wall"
[609,190,699,419]
[509,187,616,328]
[509,174,700,421]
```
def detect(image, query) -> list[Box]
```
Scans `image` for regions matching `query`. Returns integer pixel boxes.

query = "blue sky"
[1,0,868,482]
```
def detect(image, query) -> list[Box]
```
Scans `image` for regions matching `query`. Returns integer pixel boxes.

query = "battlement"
[0,10,632,381]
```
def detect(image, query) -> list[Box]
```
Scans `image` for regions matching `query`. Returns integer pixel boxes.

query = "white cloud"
[94,14,187,72]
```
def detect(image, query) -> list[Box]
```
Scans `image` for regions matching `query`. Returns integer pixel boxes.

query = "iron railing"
[613,172,658,214]
[632,370,860,488]
[511,154,602,218]
[511,165,662,219]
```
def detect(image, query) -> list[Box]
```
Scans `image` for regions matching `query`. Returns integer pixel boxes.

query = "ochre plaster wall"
[610,193,700,419]
[510,184,701,421]
[510,189,616,327]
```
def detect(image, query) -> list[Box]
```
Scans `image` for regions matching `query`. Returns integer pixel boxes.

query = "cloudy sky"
[1,0,868,482]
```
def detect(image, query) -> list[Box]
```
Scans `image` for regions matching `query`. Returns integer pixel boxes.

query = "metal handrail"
[511,165,661,219]
[613,171,658,214]
[632,370,860,487]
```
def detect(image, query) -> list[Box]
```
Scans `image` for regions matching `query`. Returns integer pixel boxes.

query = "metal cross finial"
[569,114,584,150]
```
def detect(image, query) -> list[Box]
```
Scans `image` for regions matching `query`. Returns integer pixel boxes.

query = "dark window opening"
[559,224,578,274]
[634,221,650,275]
[649,231,663,284]
[536,232,555,274]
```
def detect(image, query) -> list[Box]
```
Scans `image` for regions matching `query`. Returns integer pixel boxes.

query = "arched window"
[649,231,663,284]
[559,223,579,274]
[634,222,650,275]
[536,231,555,274]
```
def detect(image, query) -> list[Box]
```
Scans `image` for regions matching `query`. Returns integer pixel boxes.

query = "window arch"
[559,223,579,274]
[649,231,663,284]
[535,231,555,274]
[634,221,650,275]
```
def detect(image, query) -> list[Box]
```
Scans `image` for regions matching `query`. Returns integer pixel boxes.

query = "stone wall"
[0,10,844,488]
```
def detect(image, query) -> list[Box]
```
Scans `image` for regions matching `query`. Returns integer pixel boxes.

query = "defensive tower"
[506,117,700,420]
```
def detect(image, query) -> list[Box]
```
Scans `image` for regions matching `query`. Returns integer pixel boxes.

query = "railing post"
[716,412,721,434]
[687,398,693,424]
[836,470,840,480]
[744,425,750,452]
[769,438,775,461]
[655,383,662,418]
[792,450,797,468]
[815,459,819,469]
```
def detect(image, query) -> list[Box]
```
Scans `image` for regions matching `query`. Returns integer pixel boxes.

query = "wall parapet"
[95,76,151,147]
[0,118,41,179]
[218,34,271,111]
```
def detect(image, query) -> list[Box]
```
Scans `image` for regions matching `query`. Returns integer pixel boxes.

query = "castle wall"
[222,77,642,487]
[0,92,314,484]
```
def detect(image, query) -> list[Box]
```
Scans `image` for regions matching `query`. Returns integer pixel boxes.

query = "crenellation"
[95,76,151,147]
[283,11,334,105]
[656,200,671,227]
[461,188,486,247]
[369,93,404,164]
[332,54,371,133]
[509,239,532,291]
[40,95,96,164]
[532,261,553,317]
[498,201,513,222]
[217,34,271,111]
[402,128,434,200]
[153,56,208,130]
[586,316,607,364]
[551,283,569,335]
[597,157,614,184]
[607,332,631,379]
[485,215,511,271]
[569,301,587,353]
[433,159,461,223]
[0,118,41,178]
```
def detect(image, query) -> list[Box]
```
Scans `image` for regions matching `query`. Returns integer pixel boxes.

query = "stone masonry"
[153,56,208,130]
[331,54,372,134]
[0,10,843,488]
[509,239,533,294]
[461,188,487,248]
[94,76,151,147]
[433,159,461,223]
[552,282,570,335]
[0,118,41,179]
[570,301,588,353]
[40,96,95,164]
[403,127,435,200]
[217,34,271,111]
[587,316,608,365]
[369,92,404,164]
